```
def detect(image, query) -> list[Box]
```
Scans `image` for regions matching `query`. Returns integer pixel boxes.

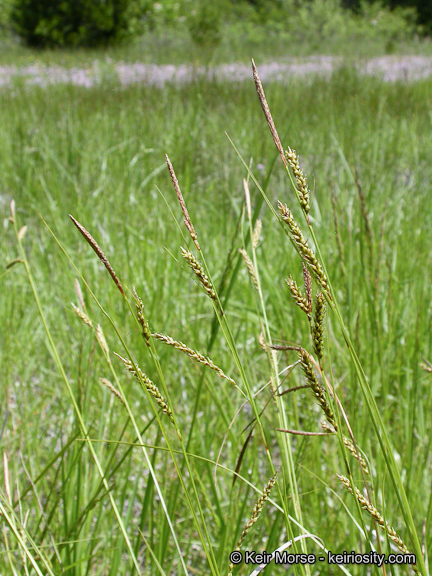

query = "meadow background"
[1,1,432,575]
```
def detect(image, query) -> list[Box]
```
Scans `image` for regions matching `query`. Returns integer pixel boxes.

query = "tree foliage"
[11,0,151,47]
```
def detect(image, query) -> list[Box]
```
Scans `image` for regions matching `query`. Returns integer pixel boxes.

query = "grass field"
[1,53,432,575]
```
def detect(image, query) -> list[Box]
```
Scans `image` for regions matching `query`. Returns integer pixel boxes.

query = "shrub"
[186,0,224,48]
[11,0,152,48]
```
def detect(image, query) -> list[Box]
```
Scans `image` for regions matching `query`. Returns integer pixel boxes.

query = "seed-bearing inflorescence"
[278,202,331,298]
[100,378,125,405]
[115,353,174,423]
[286,275,310,318]
[252,219,262,249]
[312,293,326,362]
[285,147,310,214]
[181,247,218,303]
[337,474,419,573]
[166,154,200,251]
[239,248,259,291]
[132,287,151,345]
[152,333,235,385]
[298,348,336,429]
[69,214,125,297]
[71,303,93,329]
[228,472,277,576]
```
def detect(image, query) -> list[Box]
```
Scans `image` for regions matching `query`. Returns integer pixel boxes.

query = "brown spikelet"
[312,292,326,362]
[285,147,310,214]
[258,332,267,351]
[114,353,174,423]
[6,258,23,269]
[74,278,86,310]
[239,249,259,290]
[69,215,125,297]
[251,60,287,170]
[286,275,310,318]
[228,471,277,576]
[298,348,336,429]
[278,202,331,298]
[100,378,125,405]
[337,474,419,573]
[181,247,218,303]
[96,324,109,357]
[71,303,93,329]
[166,155,200,251]
[132,287,151,346]
[152,333,236,385]
[252,219,262,249]
[302,263,312,315]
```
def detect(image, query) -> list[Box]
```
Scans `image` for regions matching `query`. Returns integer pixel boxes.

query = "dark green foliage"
[11,0,151,47]
[343,0,432,31]
[186,1,224,48]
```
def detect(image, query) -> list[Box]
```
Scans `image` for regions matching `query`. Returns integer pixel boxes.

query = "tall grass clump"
[2,63,432,575]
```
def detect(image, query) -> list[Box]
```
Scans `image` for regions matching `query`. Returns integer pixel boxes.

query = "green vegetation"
[1,61,432,574]
[10,0,151,47]
[0,0,426,58]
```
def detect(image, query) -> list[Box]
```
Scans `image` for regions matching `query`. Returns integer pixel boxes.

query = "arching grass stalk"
[241,179,310,569]
[39,216,196,576]
[241,61,427,575]
[190,244,309,576]
[165,160,310,576]
[11,205,145,576]
[57,213,224,575]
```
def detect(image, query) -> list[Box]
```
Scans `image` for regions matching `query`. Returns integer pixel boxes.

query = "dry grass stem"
[71,303,93,329]
[269,344,300,352]
[251,59,287,170]
[166,154,200,251]
[337,474,419,573]
[312,293,326,362]
[285,147,310,214]
[114,353,174,423]
[239,248,259,290]
[302,263,312,315]
[278,202,331,298]
[286,275,311,318]
[252,219,262,249]
[152,333,236,385]
[228,471,277,576]
[132,287,151,345]
[100,378,125,405]
[181,247,218,303]
[298,348,336,429]
[69,214,125,297]
[276,428,330,436]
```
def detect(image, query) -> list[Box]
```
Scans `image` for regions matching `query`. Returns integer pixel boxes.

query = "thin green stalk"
[13,214,144,576]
